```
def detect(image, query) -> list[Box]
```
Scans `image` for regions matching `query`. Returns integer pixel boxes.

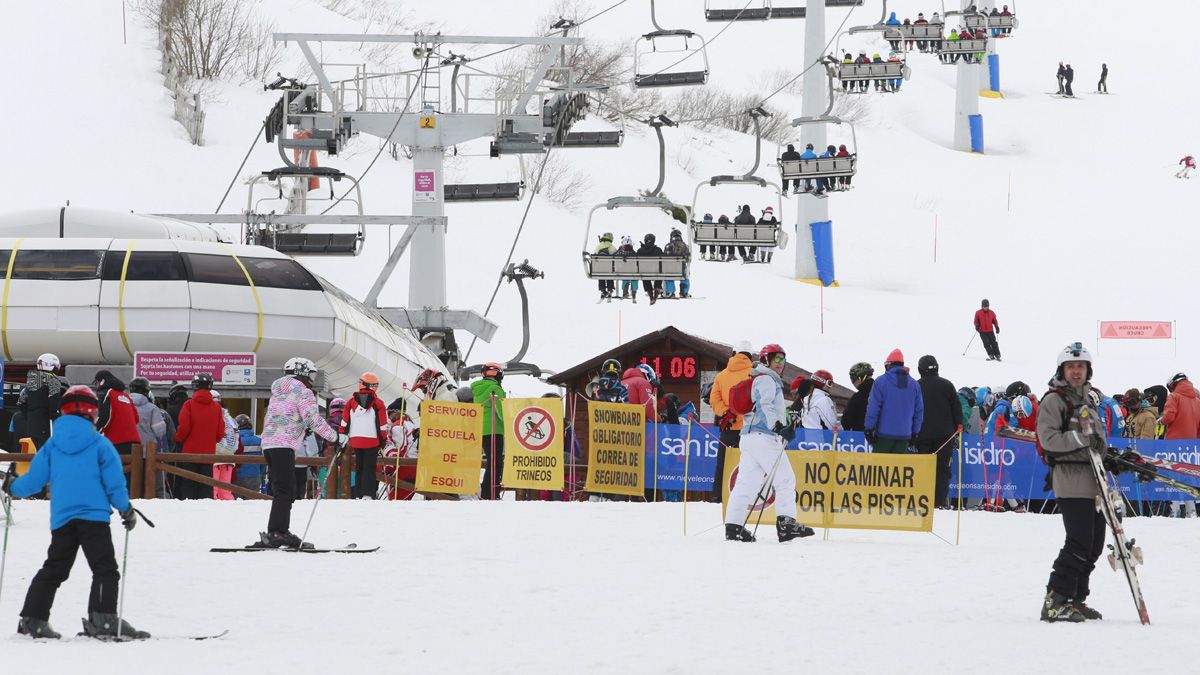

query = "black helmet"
[848,362,874,384]
[600,358,621,378]
[643,233,655,245]
[1005,381,1031,398]
[192,372,214,390]
[235,414,253,431]
[129,377,152,395]
[981,298,990,308]
[958,387,977,407]
[168,383,189,401]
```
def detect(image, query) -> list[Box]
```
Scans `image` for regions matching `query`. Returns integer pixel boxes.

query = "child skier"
[2,385,147,640]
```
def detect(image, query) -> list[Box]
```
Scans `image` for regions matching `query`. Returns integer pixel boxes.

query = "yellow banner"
[501,398,564,490]
[415,400,484,494]
[584,400,645,497]
[721,450,935,532]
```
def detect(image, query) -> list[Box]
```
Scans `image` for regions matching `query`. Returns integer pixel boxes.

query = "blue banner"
[640,424,1200,500]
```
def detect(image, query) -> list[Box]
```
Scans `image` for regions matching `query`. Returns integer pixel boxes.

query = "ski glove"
[1087,433,1108,455]
[773,421,796,442]
[0,463,15,495]
[865,429,878,444]
[120,506,137,531]
[337,433,349,447]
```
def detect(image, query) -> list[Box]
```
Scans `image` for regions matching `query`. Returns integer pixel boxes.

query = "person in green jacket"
[594,232,616,300]
[471,363,506,499]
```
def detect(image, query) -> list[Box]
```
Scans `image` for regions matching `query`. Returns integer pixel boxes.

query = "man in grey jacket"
[1037,342,1106,623]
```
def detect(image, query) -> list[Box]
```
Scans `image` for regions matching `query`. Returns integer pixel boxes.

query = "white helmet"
[284,357,317,378]
[1056,342,1092,367]
[36,353,60,372]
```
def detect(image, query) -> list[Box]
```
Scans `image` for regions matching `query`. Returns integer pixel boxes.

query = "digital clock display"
[637,355,698,381]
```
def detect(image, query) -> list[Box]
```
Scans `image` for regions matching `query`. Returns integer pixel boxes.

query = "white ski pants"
[1176,167,1193,178]
[725,432,796,523]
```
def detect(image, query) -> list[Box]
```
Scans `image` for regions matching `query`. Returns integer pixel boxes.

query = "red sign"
[135,352,257,384]
[1099,322,1173,340]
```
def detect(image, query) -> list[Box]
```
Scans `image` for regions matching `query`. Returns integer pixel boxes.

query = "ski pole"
[0,493,12,609]
[115,508,154,642]
[299,442,346,549]
[962,332,977,356]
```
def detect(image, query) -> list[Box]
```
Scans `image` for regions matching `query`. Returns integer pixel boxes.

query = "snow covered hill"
[5,0,1198,398]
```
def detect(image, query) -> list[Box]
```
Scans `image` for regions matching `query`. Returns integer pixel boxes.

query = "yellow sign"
[415,400,483,494]
[584,401,645,497]
[722,450,934,532]
[501,398,564,490]
[419,116,436,128]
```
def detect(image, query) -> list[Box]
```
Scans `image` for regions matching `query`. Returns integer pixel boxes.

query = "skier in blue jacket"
[799,144,817,192]
[3,385,148,640]
[864,349,924,453]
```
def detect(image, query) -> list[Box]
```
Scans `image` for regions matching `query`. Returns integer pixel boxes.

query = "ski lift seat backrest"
[987,15,1016,29]
[963,15,988,30]
[558,131,624,147]
[585,253,690,281]
[769,5,805,18]
[837,61,905,81]
[635,71,708,88]
[444,182,523,202]
[691,220,779,247]
[897,23,943,40]
[704,4,770,21]
[824,0,863,6]
[780,156,856,180]
[941,38,987,54]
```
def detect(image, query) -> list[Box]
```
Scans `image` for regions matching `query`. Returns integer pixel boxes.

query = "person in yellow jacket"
[710,341,755,502]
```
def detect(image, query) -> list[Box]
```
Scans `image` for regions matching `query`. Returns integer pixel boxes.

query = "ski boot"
[725,523,756,542]
[777,516,816,542]
[631,292,637,304]
[1040,591,1086,623]
[1073,599,1103,620]
[82,612,150,641]
[255,530,315,550]
[17,617,60,639]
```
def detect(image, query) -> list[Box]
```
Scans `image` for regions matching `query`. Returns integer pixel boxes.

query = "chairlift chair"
[781,64,859,193]
[689,108,787,250]
[582,116,692,281]
[704,0,770,21]
[543,90,625,148]
[245,167,366,255]
[634,0,710,88]
[833,1,913,91]
[940,5,990,62]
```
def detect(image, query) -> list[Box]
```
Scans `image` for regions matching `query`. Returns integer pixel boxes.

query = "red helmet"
[62,385,100,421]
[811,370,834,389]
[759,343,786,364]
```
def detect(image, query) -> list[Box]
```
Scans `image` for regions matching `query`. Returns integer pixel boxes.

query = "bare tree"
[527,153,592,210]
[141,0,282,81]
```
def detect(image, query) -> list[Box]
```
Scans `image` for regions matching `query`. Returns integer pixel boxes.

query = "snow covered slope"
[4,0,1198,397]
[1,500,1197,672]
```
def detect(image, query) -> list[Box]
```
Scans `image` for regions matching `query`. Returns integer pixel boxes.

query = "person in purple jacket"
[864,349,924,454]
[255,357,340,549]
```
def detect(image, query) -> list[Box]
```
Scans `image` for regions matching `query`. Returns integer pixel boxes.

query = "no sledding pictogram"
[513,407,556,452]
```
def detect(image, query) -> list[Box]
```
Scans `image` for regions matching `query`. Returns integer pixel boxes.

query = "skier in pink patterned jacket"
[257,357,339,549]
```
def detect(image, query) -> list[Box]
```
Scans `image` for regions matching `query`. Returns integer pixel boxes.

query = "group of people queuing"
[781,143,853,195]
[594,229,692,304]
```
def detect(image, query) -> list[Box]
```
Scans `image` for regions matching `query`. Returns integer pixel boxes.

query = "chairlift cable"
[319,53,432,215]
[213,120,268,214]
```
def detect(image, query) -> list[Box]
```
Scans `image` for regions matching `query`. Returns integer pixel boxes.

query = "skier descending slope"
[1036,343,1108,623]
[724,344,815,543]
[4,386,148,640]
[257,358,340,549]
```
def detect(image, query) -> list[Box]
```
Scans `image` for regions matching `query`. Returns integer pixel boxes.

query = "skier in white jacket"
[799,369,839,431]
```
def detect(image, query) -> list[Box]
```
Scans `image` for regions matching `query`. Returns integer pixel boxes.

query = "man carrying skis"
[724,343,814,543]
[974,299,1002,361]
[258,357,340,548]
[3,385,148,640]
[1037,342,1106,623]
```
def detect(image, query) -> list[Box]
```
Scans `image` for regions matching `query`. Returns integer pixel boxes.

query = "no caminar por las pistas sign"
[502,398,564,490]
[722,449,935,532]
[415,400,483,495]
[584,400,645,497]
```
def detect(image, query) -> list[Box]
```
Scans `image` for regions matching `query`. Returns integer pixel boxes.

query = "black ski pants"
[176,462,213,500]
[352,446,380,499]
[480,434,505,500]
[597,279,614,296]
[712,428,740,502]
[1047,497,1106,600]
[21,519,119,621]
[265,447,297,533]
[979,331,1001,359]
[917,435,957,507]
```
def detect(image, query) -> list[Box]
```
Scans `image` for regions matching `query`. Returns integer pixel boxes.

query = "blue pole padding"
[968,114,985,153]
[987,53,1000,92]
[810,220,835,286]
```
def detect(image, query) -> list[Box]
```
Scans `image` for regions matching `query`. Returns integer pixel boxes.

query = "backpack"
[727,374,762,416]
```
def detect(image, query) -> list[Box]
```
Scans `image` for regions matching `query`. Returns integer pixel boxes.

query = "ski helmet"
[284,357,317,379]
[1005,381,1031,399]
[1087,390,1102,409]
[129,377,152,396]
[670,228,682,241]
[329,397,346,412]
[36,353,60,372]
[981,299,990,308]
[235,414,253,431]
[975,386,992,408]
[1168,373,1189,392]
[1013,395,1034,419]
[759,343,786,364]
[192,372,214,390]
[359,371,380,389]
[600,232,614,242]
[600,358,622,378]
[61,385,100,420]
[481,362,504,380]
[811,369,833,390]
[620,235,633,247]
[638,363,657,383]
[848,362,874,384]
[762,206,774,215]
[958,387,977,408]
[1055,342,1093,379]
[643,233,656,245]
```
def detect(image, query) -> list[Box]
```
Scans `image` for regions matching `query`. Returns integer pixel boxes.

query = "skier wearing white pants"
[725,343,815,543]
